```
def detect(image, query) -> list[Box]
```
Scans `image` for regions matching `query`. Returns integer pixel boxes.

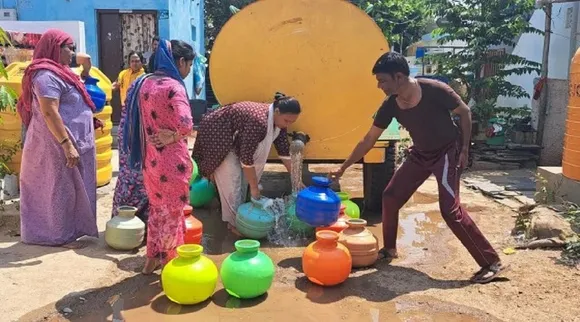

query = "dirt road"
[5,164,580,322]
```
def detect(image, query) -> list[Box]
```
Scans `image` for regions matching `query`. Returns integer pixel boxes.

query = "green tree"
[430,0,541,121]
[350,0,435,52]
[204,0,255,53]
[204,0,434,53]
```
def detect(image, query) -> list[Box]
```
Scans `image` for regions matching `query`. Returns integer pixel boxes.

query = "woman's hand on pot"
[250,186,262,200]
[62,141,80,168]
[150,129,176,148]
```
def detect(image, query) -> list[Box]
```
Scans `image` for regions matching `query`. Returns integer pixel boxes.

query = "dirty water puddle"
[50,280,496,322]
[21,184,486,322]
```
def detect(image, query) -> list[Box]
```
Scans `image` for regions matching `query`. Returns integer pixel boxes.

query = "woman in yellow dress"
[112,51,145,107]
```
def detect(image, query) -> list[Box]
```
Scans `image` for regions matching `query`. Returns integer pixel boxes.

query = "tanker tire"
[363,141,396,213]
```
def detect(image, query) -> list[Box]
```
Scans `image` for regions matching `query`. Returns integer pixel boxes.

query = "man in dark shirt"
[329,52,508,284]
[146,36,160,72]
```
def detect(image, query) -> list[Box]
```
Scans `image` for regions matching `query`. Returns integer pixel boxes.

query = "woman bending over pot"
[155,93,301,235]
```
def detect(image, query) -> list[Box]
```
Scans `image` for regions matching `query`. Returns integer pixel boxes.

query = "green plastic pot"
[220,239,275,299]
[190,176,216,208]
[286,194,315,236]
[189,158,199,185]
[337,192,360,219]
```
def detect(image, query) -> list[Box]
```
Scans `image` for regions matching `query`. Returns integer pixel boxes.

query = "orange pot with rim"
[183,205,203,245]
[316,205,349,234]
[302,230,351,286]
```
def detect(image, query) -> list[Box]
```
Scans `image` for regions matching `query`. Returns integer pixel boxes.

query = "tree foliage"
[0,26,16,115]
[204,0,255,54]
[204,0,434,53]
[350,0,435,51]
[430,0,541,121]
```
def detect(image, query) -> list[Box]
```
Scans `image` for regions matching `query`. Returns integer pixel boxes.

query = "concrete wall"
[0,0,170,67]
[537,166,580,205]
[497,3,576,109]
[168,0,205,99]
[0,0,205,97]
[532,78,569,166]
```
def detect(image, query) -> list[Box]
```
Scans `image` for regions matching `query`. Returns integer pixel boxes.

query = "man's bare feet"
[142,258,161,275]
[61,240,88,250]
[227,223,243,237]
[377,248,399,260]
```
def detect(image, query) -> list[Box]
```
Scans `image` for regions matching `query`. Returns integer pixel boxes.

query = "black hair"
[152,36,160,43]
[372,52,410,77]
[170,40,195,63]
[273,92,301,114]
[127,50,144,64]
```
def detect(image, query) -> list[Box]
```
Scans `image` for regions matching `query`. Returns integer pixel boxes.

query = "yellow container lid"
[0,61,113,100]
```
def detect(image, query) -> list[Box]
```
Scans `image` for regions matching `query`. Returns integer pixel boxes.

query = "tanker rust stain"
[270,17,303,31]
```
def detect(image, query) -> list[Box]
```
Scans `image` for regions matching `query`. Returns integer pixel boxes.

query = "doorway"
[97,10,158,124]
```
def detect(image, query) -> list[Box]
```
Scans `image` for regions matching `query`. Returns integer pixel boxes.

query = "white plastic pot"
[1,174,19,200]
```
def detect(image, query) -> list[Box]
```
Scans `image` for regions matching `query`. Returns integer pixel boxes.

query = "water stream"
[264,139,310,247]
[289,139,305,195]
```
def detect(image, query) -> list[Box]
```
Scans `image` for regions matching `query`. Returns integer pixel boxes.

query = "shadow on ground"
[30,257,471,321]
[278,256,470,304]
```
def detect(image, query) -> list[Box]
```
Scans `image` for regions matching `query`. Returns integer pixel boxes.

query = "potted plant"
[0,27,18,201]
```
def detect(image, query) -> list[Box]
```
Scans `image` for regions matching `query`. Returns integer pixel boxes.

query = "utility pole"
[535,2,552,147]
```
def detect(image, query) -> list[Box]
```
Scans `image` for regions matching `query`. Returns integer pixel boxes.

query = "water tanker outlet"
[288,131,310,153]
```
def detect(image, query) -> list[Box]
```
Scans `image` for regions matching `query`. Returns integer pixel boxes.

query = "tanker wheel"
[363,141,396,213]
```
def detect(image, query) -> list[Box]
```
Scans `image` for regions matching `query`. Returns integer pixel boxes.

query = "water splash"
[263,140,311,247]
[264,195,311,247]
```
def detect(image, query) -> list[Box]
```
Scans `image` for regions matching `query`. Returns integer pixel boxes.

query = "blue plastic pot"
[296,176,341,227]
[84,76,106,113]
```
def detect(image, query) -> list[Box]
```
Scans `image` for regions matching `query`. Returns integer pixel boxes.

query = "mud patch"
[408,192,439,205]
[397,211,447,263]
[27,262,496,322]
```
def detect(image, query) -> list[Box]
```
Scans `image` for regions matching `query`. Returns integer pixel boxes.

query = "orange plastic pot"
[316,205,349,234]
[302,230,351,286]
[183,206,203,245]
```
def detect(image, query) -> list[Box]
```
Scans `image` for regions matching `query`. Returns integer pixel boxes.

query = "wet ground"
[7,164,580,322]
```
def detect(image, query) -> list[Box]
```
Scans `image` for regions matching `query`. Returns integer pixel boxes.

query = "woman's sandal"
[377,248,399,261]
[471,262,510,284]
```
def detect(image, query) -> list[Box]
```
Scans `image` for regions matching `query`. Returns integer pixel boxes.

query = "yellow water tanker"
[0,62,114,187]
[209,0,401,211]
[564,48,580,181]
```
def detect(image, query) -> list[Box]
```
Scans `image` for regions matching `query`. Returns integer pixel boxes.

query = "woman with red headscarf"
[17,29,100,248]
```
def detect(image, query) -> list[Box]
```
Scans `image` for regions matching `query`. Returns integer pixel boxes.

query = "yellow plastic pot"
[161,244,218,305]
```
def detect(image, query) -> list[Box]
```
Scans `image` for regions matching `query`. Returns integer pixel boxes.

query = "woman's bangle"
[59,137,69,145]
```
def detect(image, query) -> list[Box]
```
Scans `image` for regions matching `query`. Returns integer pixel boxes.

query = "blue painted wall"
[168,0,205,98]
[2,0,204,97]
[2,0,170,67]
